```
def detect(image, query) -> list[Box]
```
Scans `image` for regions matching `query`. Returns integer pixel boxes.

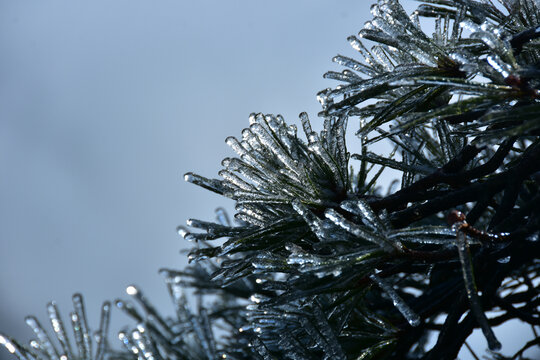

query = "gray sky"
[0,1,536,359]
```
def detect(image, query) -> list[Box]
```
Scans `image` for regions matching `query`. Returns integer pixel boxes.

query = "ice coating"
[0,294,117,360]
[325,208,392,250]
[25,316,59,360]
[455,231,502,350]
[47,302,73,359]
[370,274,421,327]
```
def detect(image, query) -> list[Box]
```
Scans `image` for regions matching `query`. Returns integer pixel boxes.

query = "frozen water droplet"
[126,285,138,296]
[176,226,188,238]
[0,334,16,354]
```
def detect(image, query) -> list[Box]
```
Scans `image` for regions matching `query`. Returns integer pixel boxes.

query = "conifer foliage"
[2,0,540,359]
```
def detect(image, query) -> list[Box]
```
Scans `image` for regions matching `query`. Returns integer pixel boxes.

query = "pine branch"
[2,0,539,359]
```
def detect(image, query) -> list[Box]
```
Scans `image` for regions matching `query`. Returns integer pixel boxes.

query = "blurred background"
[0,1,536,359]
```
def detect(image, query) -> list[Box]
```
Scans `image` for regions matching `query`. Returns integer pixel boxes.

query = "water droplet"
[126,285,138,296]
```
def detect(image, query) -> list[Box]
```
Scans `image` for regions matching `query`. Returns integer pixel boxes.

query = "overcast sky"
[0,1,536,359]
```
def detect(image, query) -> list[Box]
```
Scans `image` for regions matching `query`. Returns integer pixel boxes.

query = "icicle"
[189,312,215,360]
[219,170,257,192]
[347,35,385,73]
[126,286,172,339]
[285,243,344,277]
[118,329,139,357]
[25,316,59,360]
[70,311,86,360]
[225,136,249,158]
[308,142,343,185]
[94,302,110,360]
[461,20,516,66]
[433,16,442,44]
[242,127,264,153]
[234,139,274,171]
[72,294,92,360]
[248,112,258,125]
[46,302,73,359]
[234,207,266,227]
[324,71,360,83]
[215,207,231,226]
[369,273,421,327]
[292,199,329,241]
[267,114,297,154]
[222,158,266,188]
[199,308,217,358]
[388,226,457,244]
[0,334,34,360]
[234,191,289,204]
[250,123,300,176]
[252,252,290,273]
[234,213,265,228]
[298,317,336,360]
[327,115,348,169]
[250,337,273,360]
[115,299,144,323]
[455,230,501,350]
[486,54,511,78]
[184,172,225,195]
[185,218,232,238]
[159,269,191,323]
[176,225,189,239]
[130,327,156,360]
[325,208,393,251]
[356,339,395,360]
[340,199,385,232]
[332,54,376,76]
[312,304,347,360]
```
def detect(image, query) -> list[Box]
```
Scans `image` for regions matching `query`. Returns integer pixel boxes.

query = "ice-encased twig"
[325,208,393,251]
[72,294,92,360]
[184,172,225,195]
[387,225,458,244]
[298,314,346,360]
[312,303,347,360]
[25,315,59,360]
[186,111,352,249]
[46,301,73,359]
[0,334,36,360]
[292,199,331,241]
[95,301,110,360]
[126,285,173,339]
[340,199,386,232]
[117,329,139,358]
[1,294,121,360]
[250,337,273,360]
[130,326,158,360]
[455,230,501,350]
[187,309,216,360]
[369,273,421,327]
[70,311,87,360]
